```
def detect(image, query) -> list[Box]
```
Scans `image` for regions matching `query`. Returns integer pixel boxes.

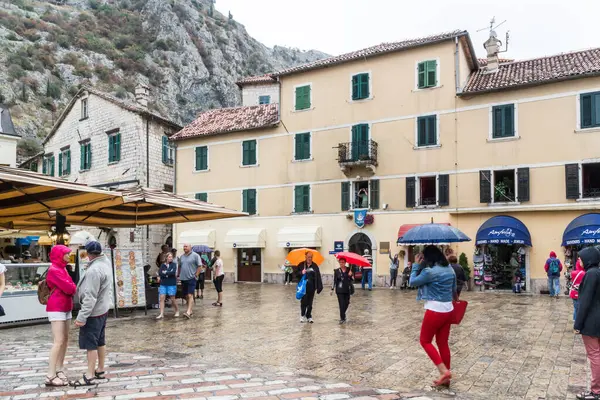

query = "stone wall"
[241,83,280,107]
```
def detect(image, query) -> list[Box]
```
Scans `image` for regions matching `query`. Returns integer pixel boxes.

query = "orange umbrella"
[286,248,324,266]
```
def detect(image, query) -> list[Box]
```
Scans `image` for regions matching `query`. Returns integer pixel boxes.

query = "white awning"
[277,226,322,248]
[224,228,266,248]
[179,229,216,248]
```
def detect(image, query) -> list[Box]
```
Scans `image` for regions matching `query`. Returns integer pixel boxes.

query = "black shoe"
[577,391,600,400]
[339,319,346,324]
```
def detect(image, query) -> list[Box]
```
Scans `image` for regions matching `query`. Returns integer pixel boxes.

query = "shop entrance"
[473,244,527,291]
[237,248,261,282]
[348,233,372,282]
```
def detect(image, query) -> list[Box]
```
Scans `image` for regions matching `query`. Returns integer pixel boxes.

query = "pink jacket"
[570,259,586,300]
[46,245,76,312]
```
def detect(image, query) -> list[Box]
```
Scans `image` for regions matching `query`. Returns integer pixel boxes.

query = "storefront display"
[0,263,50,325]
[475,215,532,292]
[561,213,600,292]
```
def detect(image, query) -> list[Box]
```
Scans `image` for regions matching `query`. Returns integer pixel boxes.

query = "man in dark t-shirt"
[448,255,466,297]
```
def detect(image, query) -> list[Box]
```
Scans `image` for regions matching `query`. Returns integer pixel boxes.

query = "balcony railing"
[583,188,600,199]
[337,140,378,167]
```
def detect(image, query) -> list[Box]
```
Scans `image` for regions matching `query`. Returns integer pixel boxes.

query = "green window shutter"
[115,133,121,161]
[108,136,114,162]
[341,182,350,211]
[361,73,370,99]
[426,60,437,87]
[242,140,256,165]
[87,144,92,169]
[242,141,249,165]
[302,185,310,212]
[259,95,270,105]
[295,185,309,213]
[352,75,360,100]
[50,156,54,176]
[303,133,311,159]
[504,105,514,137]
[493,105,515,138]
[66,150,71,175]
[249,140,256,165]
[418,116,436,146]
[369,179,379,209]
[80,145,85,170]
[295,133,310,160]
[417,117,427,146]
[162,136,168,164]
[581,94,593,128]
[242,189,248,212]
[295,85,310,110]
[201,147,208,170]
[58,153,63,177]
[417,62,426,88]
[195,193,208,202]
[242,189,256,215]
[492,106,504,137]
[195,147,201,170]
[42,159,47,175]
[594,93,600,126]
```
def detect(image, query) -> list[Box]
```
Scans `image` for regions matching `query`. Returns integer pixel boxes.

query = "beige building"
[173,29,600,293]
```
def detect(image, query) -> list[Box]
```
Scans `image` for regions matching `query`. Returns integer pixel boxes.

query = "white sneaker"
[174,312,180,318]
[390,286,393,290]
[300,316,306,323]
[308,318,314,323]
[155,314,163,320]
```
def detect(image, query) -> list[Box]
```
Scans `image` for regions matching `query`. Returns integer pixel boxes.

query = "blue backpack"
[549,258,560,275]
[296,275,307,300]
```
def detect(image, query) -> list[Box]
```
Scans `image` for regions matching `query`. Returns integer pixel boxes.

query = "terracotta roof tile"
[171,103,279,140]
[273,30,469,77]
[236,74,277,87]
[464,49,600,94]
[477,58,514,66]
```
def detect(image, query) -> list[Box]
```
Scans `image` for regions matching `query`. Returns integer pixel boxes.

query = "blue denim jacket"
[409,263,457,302]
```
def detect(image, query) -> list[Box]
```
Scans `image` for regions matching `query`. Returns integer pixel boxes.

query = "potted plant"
[459,252,472,291]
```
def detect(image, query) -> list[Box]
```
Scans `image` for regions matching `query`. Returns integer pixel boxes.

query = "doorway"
[237,248,261,282]
[348,233,372,282]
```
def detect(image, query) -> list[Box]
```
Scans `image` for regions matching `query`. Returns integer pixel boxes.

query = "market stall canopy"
[0,230,46,239]
[0,166,123,228]
[476,215,532,246]
[277,226,322,248]
[562,213,600,246]
[69,230,96,246]
[180,229,216,248]
[13,187,246,227]
[224,228,266,248]
[397,223,470,245]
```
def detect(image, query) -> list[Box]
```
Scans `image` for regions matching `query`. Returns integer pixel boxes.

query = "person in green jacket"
[284,260,293,285]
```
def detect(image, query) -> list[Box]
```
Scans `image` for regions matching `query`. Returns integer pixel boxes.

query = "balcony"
[337,140,378,174]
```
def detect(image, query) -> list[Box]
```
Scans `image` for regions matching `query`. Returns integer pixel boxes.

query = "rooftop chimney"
[483,30,502,73]
[135,84,149,108]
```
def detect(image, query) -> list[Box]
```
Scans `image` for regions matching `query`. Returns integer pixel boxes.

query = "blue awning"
[14,236,40,246]
[476,215,532,246]
[562,213,600,246]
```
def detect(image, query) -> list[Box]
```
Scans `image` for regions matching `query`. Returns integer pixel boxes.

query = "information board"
[113,249,146,308]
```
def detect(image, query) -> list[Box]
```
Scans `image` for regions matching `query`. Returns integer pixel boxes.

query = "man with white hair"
[178,244,202,319]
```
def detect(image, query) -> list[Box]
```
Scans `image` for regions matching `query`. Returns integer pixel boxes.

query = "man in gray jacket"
[72,241,111,387]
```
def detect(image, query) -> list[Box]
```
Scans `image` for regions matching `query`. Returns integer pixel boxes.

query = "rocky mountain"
[0,0,328,159]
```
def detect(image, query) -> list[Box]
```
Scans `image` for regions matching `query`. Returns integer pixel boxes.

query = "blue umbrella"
[397,223,471,245]
[192,245,212,253]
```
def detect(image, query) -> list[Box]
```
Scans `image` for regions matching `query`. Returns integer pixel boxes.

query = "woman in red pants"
[410,246,457,387]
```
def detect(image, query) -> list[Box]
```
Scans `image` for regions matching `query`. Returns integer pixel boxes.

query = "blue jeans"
[548,276,560,296]
[362,269,372,289]
[573,299,579,321]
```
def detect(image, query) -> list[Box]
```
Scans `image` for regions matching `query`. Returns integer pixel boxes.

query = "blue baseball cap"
[85,241,103,255]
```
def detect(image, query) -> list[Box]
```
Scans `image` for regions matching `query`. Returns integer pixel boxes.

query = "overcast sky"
[215,0,597,61]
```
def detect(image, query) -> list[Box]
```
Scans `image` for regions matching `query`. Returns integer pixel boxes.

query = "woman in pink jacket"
[570,258,586,322]
[45,245,76,387]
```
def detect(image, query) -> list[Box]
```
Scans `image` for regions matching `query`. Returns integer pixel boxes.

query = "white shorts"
[47,311,72,322]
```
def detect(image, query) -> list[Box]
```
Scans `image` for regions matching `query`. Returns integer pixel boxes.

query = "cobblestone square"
[0,284,591,399]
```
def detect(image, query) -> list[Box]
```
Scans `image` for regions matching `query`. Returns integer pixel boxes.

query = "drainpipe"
[454,36,461,94]
[276,77,281,121]
[145,117,150,264]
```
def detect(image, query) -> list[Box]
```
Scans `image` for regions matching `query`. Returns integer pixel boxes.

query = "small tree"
[459,253,471,289]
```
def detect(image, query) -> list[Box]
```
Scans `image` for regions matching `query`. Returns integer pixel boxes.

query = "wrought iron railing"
[583,188,600,199]
[337,140,378,165]
[418,197,437,206]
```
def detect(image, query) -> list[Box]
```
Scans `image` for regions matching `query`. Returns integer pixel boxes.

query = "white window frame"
[81,97,89,120]
[488,102,519,142]
[350,180,377,210]
[292,184,312,214]
[240,139,259,168]
[349,71,373,102]
[240,188,259,216]
[414,57,441,91]
[575,91,600,132]
[490,168,519,205]
[292,132,313,162]
[413,113,441,149]
[194,145,210,172]
[59,147,70,177]
[578,160,600,201]
[293,82,313,112]
[414,174,440,208]
[163,135,175,166]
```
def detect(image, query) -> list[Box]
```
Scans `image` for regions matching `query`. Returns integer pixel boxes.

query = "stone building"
[20,85,181,264]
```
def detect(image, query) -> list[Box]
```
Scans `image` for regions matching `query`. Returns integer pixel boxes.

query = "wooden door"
[237,248,261,282]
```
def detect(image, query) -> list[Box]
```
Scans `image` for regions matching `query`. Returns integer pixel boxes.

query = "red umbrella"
[335,252,371,267]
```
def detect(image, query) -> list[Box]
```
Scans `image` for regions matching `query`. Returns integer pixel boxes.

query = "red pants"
[420,309,453,368]
[583,335,600,393]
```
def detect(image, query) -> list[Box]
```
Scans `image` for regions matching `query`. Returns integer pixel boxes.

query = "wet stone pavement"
[0,284,592,400]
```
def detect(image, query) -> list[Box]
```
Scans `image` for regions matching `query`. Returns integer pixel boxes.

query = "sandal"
[45,374,68,387]
[94,370,106,380]
[70,374,96,387]
[433,371,452,386]
[56,371,69,382]
[212,302,222,307]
